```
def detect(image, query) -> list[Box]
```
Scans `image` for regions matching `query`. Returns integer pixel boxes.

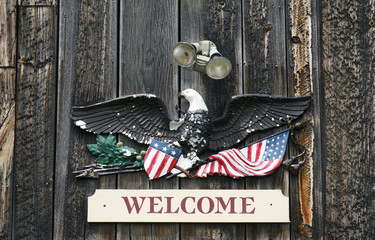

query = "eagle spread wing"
[70,94,178,144]
[208,94,311,151]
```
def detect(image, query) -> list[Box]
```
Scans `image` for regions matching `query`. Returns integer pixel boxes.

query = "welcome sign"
[88,189,289,223]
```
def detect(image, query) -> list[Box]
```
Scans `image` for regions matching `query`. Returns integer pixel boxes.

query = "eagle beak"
[178,92,186,98]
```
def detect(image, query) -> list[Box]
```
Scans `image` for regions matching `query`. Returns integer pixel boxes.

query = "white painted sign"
[88,189,289,223]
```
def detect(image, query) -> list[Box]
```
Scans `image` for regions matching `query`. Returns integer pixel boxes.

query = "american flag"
[196,130,290,178]
[144,139,181,180]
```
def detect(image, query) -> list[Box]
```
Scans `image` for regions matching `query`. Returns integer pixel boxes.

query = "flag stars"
[154,143,159,147]
[162,147,167,151]
[171,151,176,156]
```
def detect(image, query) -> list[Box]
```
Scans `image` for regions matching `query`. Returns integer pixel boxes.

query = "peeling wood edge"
[0,104,15,240]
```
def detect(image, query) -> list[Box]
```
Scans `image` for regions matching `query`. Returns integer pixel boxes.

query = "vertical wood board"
[118,0,179,239]
[286,0,316,238]
[322,0,375,238]
[243,0,289,239]
[54,0,118,239]
[179,1,245,239]
[14,5,56,240]
[0,69,16,240]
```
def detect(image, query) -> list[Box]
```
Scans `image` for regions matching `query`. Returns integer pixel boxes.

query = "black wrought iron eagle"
[70,89,311,165]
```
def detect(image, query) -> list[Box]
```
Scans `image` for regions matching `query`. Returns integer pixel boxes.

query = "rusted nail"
[265,24,272,30]
[220,1,225,8]
[369,19,374,27]
[292,36,301,43]
[19,57,33,64]
[349,19,354,24]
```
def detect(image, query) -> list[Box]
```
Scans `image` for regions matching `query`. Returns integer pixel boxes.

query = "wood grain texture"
[287,0,316,238]
[0,69,15,240]
[0,0,16,67]
[243,0,287,96]
[18,0,56,5]
[54,0,118,239]
[180,0,243,114]
[13,5,56,240]
[307,1,325,238]
[179,1,244,239]
[243,0,289,239]
[118,1,179,239]
[322,0,375,238]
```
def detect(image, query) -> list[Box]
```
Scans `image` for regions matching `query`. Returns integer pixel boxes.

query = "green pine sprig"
[87,134,145,167]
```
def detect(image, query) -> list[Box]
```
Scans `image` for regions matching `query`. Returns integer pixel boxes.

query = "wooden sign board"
[88,189,289,223]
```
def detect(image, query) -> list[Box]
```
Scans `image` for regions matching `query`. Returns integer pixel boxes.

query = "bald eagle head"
[179,89,208,112]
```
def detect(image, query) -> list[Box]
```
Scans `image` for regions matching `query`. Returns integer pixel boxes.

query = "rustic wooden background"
[0,0,374,239]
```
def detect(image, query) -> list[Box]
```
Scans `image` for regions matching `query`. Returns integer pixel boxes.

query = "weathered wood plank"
[180,0,243,112]
[243,0,289,239]
[13,5,56,240]
[286,0,318,239]
[322,0,375,238]
[179,1,244,239]
[0,3,17,240]
[54,0,118,239]
[18,0,56,5]
[0,0,16,67]
[0,69,15,240]
[118,0,179,239]
[243,0,287,96]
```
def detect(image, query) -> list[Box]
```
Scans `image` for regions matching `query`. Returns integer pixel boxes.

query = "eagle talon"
[283,119,310,175]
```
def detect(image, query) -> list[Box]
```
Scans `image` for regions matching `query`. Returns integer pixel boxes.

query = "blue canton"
[150,139,182,158]
[262,130,290,161]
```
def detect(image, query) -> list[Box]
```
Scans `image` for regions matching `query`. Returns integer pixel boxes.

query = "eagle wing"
[70,94,178,144]
[208,94,311,151]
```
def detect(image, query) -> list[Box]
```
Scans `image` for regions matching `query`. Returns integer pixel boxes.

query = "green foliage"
[87,134,144,167]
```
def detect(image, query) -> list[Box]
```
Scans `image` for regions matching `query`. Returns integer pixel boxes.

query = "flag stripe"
[152,154,169,179]
[148,151,164,178]
[196,130,289,178]
[143,147,154,171]
[167,157,178,173]
[146,149,160,175]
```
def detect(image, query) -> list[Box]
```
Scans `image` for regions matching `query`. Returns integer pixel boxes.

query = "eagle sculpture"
[71,89,310,165]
